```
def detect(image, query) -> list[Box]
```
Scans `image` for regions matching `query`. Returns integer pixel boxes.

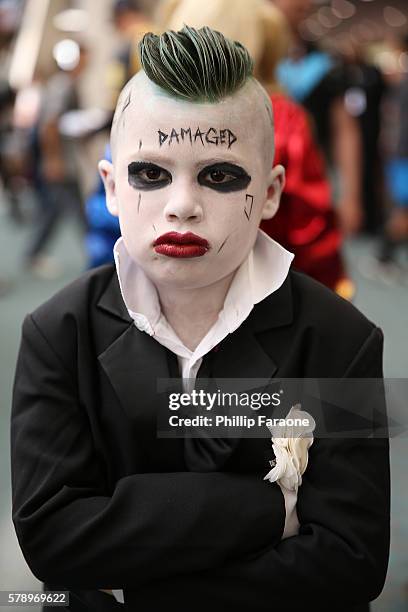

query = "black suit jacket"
[11,265,390,612]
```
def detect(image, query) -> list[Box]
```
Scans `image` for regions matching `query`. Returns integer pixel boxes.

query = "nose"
[163,180,203,224]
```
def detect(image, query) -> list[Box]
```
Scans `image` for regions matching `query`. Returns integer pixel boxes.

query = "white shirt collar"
[113,230,293,379]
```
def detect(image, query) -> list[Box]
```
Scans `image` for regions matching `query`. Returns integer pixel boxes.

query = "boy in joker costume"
[12,27,389,612]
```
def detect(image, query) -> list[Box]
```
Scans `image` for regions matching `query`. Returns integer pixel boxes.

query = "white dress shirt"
[111,229,295,604]
[113,229,294,386]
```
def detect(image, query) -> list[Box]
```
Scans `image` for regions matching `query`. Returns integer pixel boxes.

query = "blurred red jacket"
[261,93,347,292]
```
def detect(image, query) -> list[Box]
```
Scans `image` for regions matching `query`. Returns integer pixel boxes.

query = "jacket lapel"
[212,324,278,380]
[96,272,173,421]
[212,274,293,381]
[95,269,294,415]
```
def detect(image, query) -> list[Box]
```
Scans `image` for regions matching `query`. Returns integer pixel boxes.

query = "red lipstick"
[153,232,209,258]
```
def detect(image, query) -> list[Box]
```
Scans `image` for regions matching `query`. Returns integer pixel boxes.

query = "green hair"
[138,25,254,103]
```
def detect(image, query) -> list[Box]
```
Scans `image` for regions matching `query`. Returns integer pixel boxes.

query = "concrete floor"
[0,195,406,611]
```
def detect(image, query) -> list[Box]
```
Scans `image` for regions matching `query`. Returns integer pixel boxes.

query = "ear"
[98,159,118,216]
[261,164,285,220]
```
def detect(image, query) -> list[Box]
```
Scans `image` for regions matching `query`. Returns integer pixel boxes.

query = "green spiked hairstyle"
[110,25,273,162]
[138,25,255,103]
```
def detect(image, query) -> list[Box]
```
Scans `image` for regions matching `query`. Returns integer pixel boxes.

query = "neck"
[156,272,235,351]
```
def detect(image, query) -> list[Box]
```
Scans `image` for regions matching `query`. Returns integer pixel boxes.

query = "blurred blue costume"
[85,146,121,268]
[386,74,408,208]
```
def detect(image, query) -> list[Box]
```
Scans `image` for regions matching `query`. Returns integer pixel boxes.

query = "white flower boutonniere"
[264,404,316,492]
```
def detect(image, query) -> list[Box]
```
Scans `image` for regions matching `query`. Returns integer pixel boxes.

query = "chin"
[149,259,217,289]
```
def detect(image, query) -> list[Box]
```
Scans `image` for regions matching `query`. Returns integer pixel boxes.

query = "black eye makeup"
[128,161,172,190]
[197,162,251,193]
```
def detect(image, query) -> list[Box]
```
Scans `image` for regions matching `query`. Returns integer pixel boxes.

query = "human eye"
[197,163,251,193]
[128,162,172,190]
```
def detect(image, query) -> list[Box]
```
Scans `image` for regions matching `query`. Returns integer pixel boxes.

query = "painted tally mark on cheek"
[137,193,141,214]
[158,127,237,149]
[138,140,142,151]
[217,234,231,254]
[244,194,254,221]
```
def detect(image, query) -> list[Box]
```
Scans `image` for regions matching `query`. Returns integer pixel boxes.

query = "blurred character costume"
[261,93,345,291]
[85,146,120,268]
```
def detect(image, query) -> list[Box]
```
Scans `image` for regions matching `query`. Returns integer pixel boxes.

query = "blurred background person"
[0,80,20,224]
[377,32,408,270]
[0,0,25,297]
[0,0,24,226]
[274,0,363,237]
[25,42,88,279]
[337,36,387,235]
[0,80,15,297]
[105,0,155,112]
[157,0,350,295]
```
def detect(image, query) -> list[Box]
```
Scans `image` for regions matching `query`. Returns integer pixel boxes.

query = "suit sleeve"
[133,326,390,609]
[11,314,285,589]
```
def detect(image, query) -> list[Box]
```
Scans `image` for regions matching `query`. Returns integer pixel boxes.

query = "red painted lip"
[153,232,209,258]
[154,232,209,247]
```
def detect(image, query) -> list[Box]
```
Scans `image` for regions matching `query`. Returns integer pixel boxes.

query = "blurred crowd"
[0,0,408,292]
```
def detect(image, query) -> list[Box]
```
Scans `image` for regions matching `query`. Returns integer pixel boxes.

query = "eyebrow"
[125,152,249,169]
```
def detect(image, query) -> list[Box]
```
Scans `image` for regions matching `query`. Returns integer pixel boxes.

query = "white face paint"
[100,72,284,292]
